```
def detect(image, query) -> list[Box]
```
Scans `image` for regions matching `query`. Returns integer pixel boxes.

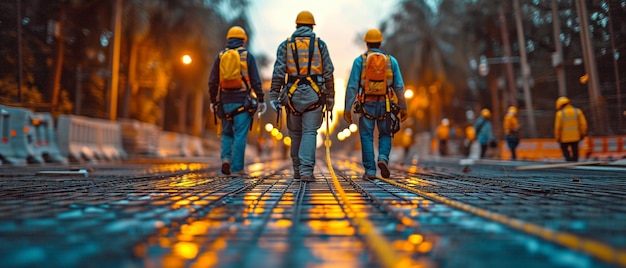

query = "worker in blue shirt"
[344,28,407,179]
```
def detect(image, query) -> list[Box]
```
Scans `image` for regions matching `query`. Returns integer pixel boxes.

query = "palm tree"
[381,0,478,131]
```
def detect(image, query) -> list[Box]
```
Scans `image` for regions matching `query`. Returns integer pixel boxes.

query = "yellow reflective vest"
[554,104,588,143]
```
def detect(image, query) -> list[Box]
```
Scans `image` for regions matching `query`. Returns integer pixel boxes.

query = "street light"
[181,54,192,65]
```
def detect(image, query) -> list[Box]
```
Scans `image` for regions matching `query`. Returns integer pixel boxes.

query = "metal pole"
[607,2,622,133]
[551,0,566,97]
[513,0,537,138]
[108,0,122,121]
[575,0,607,134]
[498,5,517,108]
[16,0,23,103]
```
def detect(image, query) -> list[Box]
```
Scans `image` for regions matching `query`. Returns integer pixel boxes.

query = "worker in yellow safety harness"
[344,28,407,179]
[268,11,335,182]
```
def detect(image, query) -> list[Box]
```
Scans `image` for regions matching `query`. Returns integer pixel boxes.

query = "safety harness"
[285,34,325,116]
[216,47,258,129]
[355,52,397,121]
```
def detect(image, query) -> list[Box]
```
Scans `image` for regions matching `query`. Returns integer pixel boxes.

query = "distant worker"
[209,26,265,175]
[435,118,451,156]
[344,28,407,179]
[474,108,496,158]
[400,127,414,164]
[554,97,587,162]
[268,11,335,182]
[503,106,520,160]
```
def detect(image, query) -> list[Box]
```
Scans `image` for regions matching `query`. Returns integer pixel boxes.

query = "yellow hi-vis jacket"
[436,124,451,140]
[554,104,588,143]
[503,113,519,135]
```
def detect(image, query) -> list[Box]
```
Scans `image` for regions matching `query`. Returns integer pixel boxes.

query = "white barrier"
[98,120,127,160]
[158,131,183,157]
[2,106,43,164]
[0,106,25,165]
[56,115,126,162]
[57,115,98,162]
[187,135,205,156]
[119,119,159,156]
[34,113,68,164]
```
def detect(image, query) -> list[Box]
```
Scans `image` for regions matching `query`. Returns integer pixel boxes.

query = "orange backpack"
[362,52,391,95]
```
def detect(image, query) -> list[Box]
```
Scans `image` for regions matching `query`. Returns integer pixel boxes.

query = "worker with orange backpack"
[209,26,265,175]
[268,11,335,182]
[344,28,407,179]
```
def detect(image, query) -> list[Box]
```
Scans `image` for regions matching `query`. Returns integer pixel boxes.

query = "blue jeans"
[220,103,252,172]
[359,101,392,175]
[287,106,323,176]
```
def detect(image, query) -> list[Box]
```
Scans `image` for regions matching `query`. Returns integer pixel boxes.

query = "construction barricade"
[499,138,590,161]
[57,115,126,162]
[158,131,183,157]
[1,106,44,164]
[34,112,68,164]
[586,136,626,161]
[119,119,159,157]
[0,106,25,165]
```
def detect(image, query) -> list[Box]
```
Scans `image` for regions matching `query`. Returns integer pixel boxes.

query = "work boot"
[362,174,377,180]
[294,168,300,179]
[221,160,231,175]
[301,175,315,182]
[377,160,390,178]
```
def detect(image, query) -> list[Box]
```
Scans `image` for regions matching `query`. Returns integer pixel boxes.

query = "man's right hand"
[344,111,352,124]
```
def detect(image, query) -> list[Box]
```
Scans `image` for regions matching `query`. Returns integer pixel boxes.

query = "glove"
[270,100,281,112]
[344,111,352,124]
[399,109,408,122]
[326,97,334,112]
[257,102,267,114]
[211,102,220,114]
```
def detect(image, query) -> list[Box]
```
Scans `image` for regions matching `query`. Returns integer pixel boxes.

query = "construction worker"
[268,11,335,182]
[554,96,587,161]
[344,28,407,179]
[474,108,496,158]
[208,26,265,175]
[503,106,520,160]
[435,118,451,156]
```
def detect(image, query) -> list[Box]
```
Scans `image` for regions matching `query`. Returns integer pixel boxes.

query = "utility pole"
[513,0,537,138]
[607,3,622,132]
[498,5,517,108]
[108,0,122,121]
[575,0,608,134]
[16,0,23,103]
[551,0,566,97]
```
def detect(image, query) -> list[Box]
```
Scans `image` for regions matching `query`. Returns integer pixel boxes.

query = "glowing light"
[173,241,198,259]
[181,54,192,64]
[265,123,274,132]
[283,136,292,146]
[349,124,358,132]
[338,132,345,141]
[404,88,414,99]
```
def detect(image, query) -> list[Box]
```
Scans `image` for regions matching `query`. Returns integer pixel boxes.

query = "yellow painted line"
[377,176,626,267]
[324,139,399,268]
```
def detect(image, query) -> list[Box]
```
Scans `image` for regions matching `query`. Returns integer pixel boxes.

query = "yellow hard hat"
[226,26,247,41]
[296,11,316,25]
[480,108,491,119]
[507,106,518,115]
[364,29,383,43]
[555,96,570,109]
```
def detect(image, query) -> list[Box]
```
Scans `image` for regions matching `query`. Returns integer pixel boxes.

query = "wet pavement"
[0,155,624,267]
